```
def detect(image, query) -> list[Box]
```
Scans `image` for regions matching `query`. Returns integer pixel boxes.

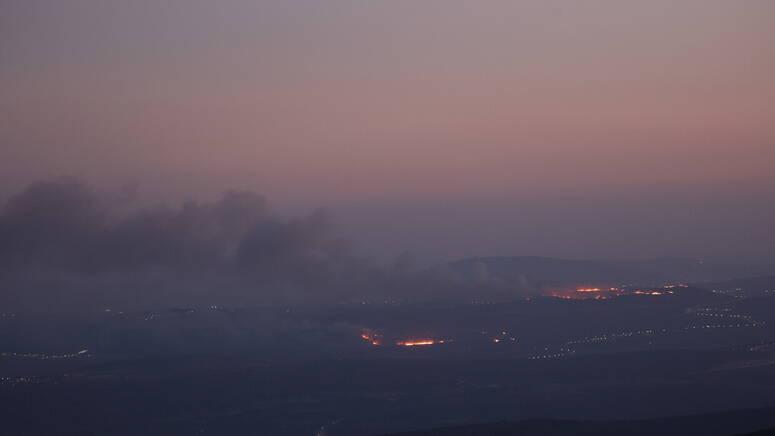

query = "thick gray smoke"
[0,178,497,311]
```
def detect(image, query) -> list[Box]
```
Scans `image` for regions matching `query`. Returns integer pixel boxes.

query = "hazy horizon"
[3,0,774,262]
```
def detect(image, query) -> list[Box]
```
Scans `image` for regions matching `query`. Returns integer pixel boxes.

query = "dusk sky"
[2,0,774,262]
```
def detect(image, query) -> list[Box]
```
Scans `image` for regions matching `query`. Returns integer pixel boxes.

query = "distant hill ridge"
[445,256,775,292]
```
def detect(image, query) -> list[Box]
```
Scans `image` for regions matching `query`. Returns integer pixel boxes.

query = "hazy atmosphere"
[2,0,774,261]
[2,3,775,435]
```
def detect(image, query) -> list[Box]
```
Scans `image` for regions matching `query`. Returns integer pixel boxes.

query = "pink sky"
[1,1,774,260]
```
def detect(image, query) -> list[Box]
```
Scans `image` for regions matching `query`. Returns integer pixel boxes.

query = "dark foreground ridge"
[738,428,775,436]
[387,407,775,436]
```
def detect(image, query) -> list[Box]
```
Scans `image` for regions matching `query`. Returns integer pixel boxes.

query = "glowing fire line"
[396,340,435,347]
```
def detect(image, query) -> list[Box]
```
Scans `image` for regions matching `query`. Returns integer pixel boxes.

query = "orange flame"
[396,340,436,347]
[360,331,382,346]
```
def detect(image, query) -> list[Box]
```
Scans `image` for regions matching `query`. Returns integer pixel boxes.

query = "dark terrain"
[2,278,775,435]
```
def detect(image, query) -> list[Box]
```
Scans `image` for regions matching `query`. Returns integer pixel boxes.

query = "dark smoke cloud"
[0,178,495,311]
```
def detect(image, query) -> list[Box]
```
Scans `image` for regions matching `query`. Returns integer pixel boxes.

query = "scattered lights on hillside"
[548,288,622,300]
[633,290,674,296]
[547,284,687,300]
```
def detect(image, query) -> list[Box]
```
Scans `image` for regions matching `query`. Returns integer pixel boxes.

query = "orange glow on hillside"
[547,286,624,300]
[360,330,382,346]
[396,339,443,347]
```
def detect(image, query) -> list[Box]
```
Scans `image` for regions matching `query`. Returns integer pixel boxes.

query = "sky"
[2,0,774,262]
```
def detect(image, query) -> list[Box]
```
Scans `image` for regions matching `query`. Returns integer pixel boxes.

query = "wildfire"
[547,285,678,300]
[547,286,627,300]
[360,330,383,346]
[576,287,602,293]
[361,329,449,348]
[396,339,440,347]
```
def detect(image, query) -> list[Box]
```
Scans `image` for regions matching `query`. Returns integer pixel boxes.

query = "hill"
[446,256,774,292]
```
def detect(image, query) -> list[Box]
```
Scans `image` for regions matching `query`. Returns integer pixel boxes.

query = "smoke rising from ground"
[0,178,493,311]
